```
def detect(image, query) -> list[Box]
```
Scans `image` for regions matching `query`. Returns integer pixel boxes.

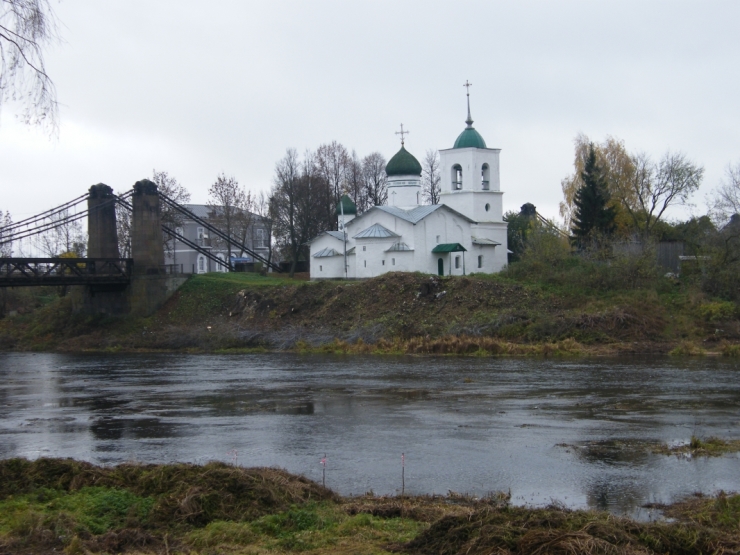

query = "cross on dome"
[395,123,409,146]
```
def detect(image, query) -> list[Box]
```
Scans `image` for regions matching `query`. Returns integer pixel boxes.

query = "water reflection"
[0,352,739,517]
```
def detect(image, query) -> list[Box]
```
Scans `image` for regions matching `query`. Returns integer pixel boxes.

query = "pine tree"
[571,145,616,247]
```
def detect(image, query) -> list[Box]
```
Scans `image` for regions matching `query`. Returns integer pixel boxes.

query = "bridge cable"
[115,197,230,270]
[158,192,282,272]
[0,193,88,233]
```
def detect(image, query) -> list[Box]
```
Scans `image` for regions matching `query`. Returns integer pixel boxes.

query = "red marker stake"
[401,453,405,496]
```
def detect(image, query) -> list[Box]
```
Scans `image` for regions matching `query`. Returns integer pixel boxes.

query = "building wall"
[163,208,270,274]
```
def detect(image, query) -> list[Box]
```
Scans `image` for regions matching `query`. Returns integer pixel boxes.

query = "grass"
[1,268,737,355]
[1,458,740,554]
[653,435,740,457]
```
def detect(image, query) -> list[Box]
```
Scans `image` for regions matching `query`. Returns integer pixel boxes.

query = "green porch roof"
[432,243,467,253]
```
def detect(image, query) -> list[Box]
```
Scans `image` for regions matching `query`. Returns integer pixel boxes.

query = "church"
[309,89,508,279]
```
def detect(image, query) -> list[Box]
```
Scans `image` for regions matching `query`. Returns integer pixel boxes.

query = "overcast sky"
[2,0,739,224]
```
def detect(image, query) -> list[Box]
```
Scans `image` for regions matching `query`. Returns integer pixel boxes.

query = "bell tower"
[439,81,504,224]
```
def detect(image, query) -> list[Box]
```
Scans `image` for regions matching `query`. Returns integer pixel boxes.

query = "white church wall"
[313,255,345,278]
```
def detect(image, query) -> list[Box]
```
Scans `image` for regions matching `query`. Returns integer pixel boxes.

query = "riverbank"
[1,270,739,355]
[1,458,739,555]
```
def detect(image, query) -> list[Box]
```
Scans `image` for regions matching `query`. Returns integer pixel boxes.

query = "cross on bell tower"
[463,80,474,127]
[395,123,409,146]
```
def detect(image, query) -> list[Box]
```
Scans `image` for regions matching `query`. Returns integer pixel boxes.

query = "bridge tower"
[81,183,129,315]
[87,184,119,258]
[129,179,168,316]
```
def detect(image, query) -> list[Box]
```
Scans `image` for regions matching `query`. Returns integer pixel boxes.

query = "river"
[1,352,739,516]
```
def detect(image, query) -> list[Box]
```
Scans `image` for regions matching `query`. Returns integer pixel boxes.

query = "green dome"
[335,194,357,216]
[453,126,487,149]
[386,146,422,176]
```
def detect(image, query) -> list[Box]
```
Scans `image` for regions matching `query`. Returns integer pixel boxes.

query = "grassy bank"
[1,458,739,554]
[1,268,739,355]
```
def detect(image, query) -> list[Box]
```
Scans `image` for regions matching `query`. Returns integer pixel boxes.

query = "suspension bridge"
[0,179,280,316]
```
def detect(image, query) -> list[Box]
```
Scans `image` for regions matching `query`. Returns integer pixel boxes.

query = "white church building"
[309,93,508,279]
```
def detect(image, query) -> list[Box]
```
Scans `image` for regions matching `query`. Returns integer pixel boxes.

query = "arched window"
[217,253,227,273]
[197,255,206,274]
[175,226,183,237]
[452,164,463,190]
[481,164,490,190]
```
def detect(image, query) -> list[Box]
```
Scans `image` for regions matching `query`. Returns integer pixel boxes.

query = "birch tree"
[0,0,59,133]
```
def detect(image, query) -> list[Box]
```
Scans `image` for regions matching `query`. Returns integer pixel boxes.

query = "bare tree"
[346,150,367,213]
[0,210,12,256]
[35,208,86,257]
[316,141,350,229]
[152,170,190,256]
[362,152,387,207]
[208,173,252,263]
[422,149,441,205]
[617,151,704,239]
[114,170,191,258]
[0,0,59,133]
[270,149,329,276]
[708,161,740,225]
[115,199,131,258]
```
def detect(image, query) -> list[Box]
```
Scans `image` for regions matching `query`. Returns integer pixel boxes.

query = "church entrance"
[437,258,444,276]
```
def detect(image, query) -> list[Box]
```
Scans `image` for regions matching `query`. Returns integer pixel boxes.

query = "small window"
[485,203,490,212]
[481,164,490,190]
[320,265,322,272]
[392,258,395,266]
[478,255,483,269]
[255,228,266,248]
[175,226,183,236]
[197,227,205,239]
[363,246,366,251]
[364,260,367,267]
[382,260,385,265]
[436,235,440,243]
[455,256,461,269]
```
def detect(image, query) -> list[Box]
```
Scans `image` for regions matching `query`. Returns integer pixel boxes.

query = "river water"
[1,352,739,516]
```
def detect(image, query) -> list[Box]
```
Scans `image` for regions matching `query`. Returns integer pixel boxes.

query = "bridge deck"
[0,258,133,287]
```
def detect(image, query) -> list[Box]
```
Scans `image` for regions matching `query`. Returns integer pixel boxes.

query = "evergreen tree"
[571,145,616,247]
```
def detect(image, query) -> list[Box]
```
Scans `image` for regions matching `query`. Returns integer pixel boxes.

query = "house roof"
[347,204,476,226]
[432,243,467,253]
[353,223,399,239]
[183,204,261,221]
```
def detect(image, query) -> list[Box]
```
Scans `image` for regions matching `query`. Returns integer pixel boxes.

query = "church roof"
[336,194,357,216]
[372,204,477,225]
[472,237,501,246]
[353,223,399,239]
[324,231,345,240]
[432,242,467,253]
[386,242,413,252]
[386,146,422,176]
[313,247,342,258]
[453,126,487,149]
[453,87,487,149]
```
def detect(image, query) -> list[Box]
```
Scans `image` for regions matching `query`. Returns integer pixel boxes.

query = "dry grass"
[2,459,740,555]
[652,436,740,458]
